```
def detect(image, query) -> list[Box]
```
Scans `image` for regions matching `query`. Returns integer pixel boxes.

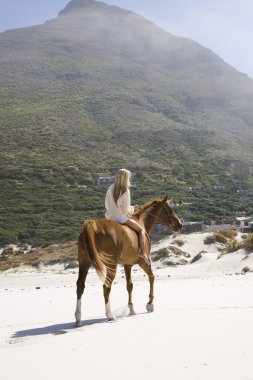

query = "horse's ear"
[162,194,169,204]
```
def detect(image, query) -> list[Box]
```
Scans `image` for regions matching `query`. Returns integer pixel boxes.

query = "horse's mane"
[133,198,163,218]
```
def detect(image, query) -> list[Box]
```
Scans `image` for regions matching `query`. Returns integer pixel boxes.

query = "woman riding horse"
[75,173,182,325]
[105,169,150,265]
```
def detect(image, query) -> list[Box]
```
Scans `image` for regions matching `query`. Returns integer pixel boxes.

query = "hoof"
[107,315,117,321]
[75,321,82,328]
[129,304,136,316]
[146,303,154,313]
[75,311,81,325]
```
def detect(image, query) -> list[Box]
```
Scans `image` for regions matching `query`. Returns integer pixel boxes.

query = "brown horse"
[75,195,182,325]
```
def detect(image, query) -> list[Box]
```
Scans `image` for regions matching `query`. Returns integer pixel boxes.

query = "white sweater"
[105,185,134,221]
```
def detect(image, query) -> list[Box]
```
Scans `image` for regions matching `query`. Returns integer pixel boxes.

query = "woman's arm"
[118,189,134,216]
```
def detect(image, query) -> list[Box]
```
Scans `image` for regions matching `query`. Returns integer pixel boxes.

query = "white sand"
[1,233,253,380]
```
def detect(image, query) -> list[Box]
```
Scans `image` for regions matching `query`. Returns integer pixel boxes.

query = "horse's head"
[135,195,182,233]
[159,195,182,232]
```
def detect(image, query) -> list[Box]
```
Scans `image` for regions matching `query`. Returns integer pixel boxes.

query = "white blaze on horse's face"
[167,200,174,210]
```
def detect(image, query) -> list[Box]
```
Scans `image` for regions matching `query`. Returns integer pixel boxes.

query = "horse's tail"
[82,220,106,282]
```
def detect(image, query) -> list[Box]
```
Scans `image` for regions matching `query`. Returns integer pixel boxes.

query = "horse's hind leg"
[124,265,136,315]
[75,233,91,326]
[75,265,90,325]
[103,263,117,321]
[138,261,155,312]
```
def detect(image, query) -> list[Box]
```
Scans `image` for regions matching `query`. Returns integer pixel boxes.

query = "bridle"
[139,202,178,230]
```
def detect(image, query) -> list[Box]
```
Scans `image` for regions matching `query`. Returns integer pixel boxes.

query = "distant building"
[213,186,225,192]
[234,211,247,216]
[189,186,202,192]
[235,189,248,195]
[234,215,253,233]
[97,176,115,186]
[182,221,205,233]
[205,224,234,232]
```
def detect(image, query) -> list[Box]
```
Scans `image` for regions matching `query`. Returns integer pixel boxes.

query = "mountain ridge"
[0,0,252,246]
[59,0,122,15]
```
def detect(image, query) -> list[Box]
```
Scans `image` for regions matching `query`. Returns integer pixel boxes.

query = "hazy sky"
[0,0,252,78]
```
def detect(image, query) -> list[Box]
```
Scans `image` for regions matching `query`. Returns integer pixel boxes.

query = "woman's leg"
[123,219,150,265]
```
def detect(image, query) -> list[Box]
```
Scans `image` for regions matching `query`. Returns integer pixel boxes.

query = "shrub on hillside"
[213,233,228,244]
[217,230,238,239]
[173,238,185,247]
[242,233,253,252]
[168,245,190,257]
[204,233,227,245]
[191,251,204,263]
[152,248,168,261]
[242,266,252,273]
[204,235,216,244]
[219,239,242,258]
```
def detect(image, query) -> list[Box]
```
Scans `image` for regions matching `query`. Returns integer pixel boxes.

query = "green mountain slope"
[0,0,253,246]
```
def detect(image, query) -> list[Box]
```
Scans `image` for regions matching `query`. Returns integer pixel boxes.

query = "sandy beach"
[1,247,253,380]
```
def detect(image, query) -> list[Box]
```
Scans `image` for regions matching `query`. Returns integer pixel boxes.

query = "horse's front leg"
[124,265,136,315]
[103,264,117,321]
[138,260,155,312]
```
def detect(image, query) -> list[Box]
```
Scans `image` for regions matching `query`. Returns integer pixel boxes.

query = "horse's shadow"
[11,317,107,339]
[11,306,150,340]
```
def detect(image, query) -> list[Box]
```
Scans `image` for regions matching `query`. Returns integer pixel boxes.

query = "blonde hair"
[113,168,131,204]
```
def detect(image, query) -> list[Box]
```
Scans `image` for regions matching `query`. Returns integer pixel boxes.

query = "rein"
[139,203,176,229]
